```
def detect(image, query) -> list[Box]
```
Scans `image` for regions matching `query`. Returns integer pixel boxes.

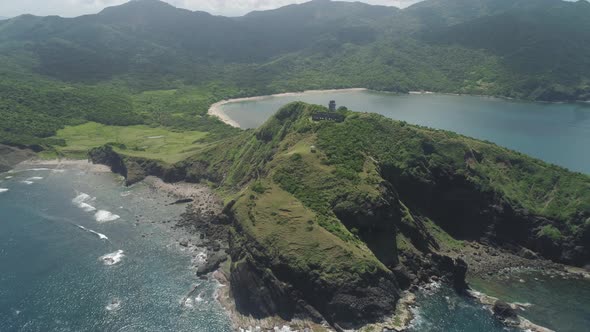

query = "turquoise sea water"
[221,91,590,174]
[470,272,590,332]
[407,286,519,332]
[0,166,231,332]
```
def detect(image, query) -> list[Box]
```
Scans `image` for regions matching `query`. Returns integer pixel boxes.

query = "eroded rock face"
[382,164,589,266]
[227,220,400,330]
[0,144,35,172]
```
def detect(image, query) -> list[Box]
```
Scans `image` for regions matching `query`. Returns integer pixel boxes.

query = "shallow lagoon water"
[0,166,231,332]
[220,90,590,174]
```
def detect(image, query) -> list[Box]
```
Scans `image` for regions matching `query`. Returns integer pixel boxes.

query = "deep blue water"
[0,166,231,332]
[221,91,590,174]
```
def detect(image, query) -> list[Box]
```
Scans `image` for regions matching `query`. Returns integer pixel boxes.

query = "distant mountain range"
[1,0,589,148]
[1,0,588,100]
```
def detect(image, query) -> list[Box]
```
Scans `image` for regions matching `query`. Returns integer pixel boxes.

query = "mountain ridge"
[1,0,589,151]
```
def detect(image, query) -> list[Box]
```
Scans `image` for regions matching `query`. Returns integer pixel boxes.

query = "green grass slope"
[174,102,589,326]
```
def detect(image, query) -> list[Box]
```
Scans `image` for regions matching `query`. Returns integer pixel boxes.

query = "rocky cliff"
[88,102,590,329]
[0,144,35,173]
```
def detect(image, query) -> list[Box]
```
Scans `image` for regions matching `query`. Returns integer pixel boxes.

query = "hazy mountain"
[0,0,589,149]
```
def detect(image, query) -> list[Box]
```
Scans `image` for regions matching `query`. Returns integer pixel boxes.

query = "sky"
[0,0,423,18]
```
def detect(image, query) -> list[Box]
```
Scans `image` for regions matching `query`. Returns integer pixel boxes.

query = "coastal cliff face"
[88,103,590,329]
[0,144,35,173]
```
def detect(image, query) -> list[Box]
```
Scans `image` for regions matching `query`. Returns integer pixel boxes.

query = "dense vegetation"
[190,102,589,251]
[1,0,589,151]
[158,102,589,327]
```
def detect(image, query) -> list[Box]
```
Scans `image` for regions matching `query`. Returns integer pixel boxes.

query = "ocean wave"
[20,180,34,185]
[79,203,96,212]
[95,210,120,223]
[99,250,125,266]
[72,193,97,212]
[5,176,12,179]
[76,225,109,241]
[120,191,132,197]
[106,299,121,311]
[26,177,44,181]
[192,250,207,266]
[0,188,8,193]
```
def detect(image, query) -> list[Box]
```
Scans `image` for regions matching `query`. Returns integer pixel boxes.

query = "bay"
[219,90,590,174]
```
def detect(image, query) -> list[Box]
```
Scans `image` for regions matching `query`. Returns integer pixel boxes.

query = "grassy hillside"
[194,102,589,251]
[46,122,208,162]
[152,102,588,327]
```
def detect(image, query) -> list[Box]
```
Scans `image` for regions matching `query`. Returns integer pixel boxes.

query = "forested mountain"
[1,0,589,149]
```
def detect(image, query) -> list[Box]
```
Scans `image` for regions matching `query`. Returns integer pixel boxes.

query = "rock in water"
[493,300,518,320]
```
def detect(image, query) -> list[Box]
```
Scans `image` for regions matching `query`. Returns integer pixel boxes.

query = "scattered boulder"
[493,300,518,320]
[519,247,539,260]
[196,252,228,276]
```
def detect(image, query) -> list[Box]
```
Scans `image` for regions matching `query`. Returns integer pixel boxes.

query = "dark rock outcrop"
[492,300,518,320]
[0,144,35,172]
[381,164,589,267]
[227,214,400,330]
[88,145,183,186]
[196,251,228,276]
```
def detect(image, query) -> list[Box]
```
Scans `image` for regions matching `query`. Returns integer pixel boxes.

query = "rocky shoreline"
[14,157,584,332]
[129,177,590,332]
[0,144,41,173]
[446,241,590,281]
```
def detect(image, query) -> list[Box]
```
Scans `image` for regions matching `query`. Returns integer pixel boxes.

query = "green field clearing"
[49,122,208,163]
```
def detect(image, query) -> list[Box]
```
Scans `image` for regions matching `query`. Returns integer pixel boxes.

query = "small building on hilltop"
[329,100,336,112]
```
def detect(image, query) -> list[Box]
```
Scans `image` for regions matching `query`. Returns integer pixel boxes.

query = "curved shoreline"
[207,88,368,128]
[208,88,590,129]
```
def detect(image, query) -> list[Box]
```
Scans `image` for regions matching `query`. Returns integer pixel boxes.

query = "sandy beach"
[14,158,111,173]
[207,88,368,128]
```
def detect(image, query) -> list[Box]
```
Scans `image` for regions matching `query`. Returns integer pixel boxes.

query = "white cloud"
[0,0,422,18]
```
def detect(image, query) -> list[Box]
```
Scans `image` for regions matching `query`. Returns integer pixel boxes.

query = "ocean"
[0,164,231,332]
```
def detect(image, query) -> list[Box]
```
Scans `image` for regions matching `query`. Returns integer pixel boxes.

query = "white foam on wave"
[76,225,109,241]
[99,250,125,266]
[0,188,8,193]
[72,193,97,212]
[106,299,121,311]
[5,176,12,179]
[25,168,51,171]
[95,210,120,223]
[192,250,208,266]
[79,203,96,212]
[20,180,34,185]
[26,176,43,181]
[120,191,132,197]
